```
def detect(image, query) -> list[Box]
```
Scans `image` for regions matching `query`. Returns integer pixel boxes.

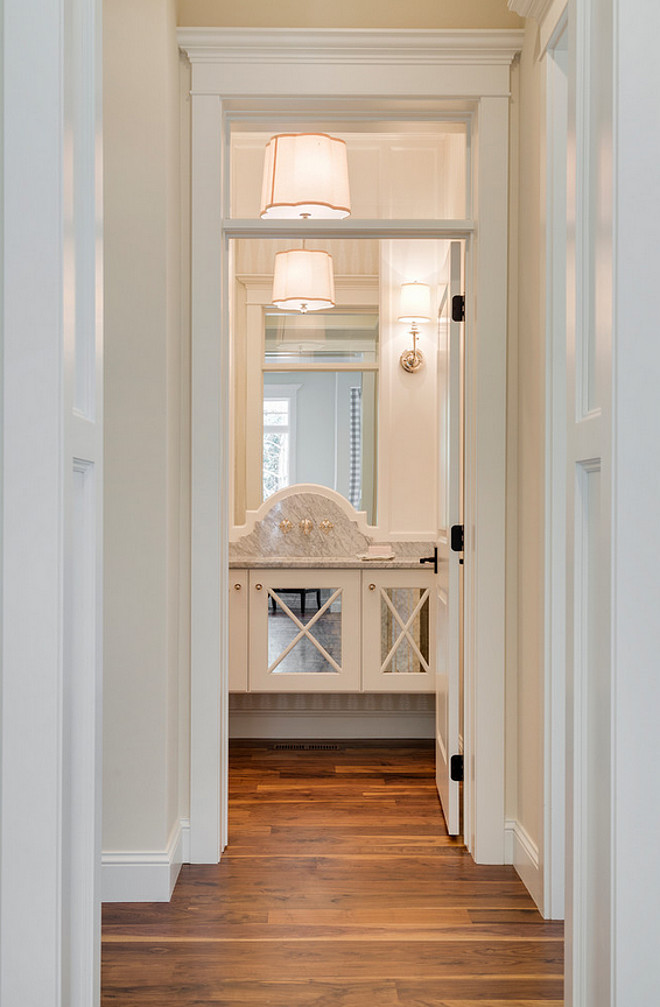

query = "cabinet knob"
[234,583,242,591]
[255,583,263,591]
[369,583,376,591]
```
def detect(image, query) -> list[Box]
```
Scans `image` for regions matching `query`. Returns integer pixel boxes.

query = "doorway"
[180,29,515,868]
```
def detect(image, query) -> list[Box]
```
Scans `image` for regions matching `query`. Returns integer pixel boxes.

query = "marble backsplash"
[229,491,432,564]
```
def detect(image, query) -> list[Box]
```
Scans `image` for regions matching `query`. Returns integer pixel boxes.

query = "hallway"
[102,741,563,1005]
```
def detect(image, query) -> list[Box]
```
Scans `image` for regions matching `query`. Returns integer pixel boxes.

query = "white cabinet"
[228,569,249,691]
[230,566,435,693]
[248,569,361,693]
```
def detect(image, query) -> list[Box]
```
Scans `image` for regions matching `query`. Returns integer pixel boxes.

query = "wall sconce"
[272,247,335,313]
[260,132,351,219]
[398,282,431,372]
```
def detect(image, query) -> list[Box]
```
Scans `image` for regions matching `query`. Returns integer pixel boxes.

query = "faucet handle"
[319,520,334,534]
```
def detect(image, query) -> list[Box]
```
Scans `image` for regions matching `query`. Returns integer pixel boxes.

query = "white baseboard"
[505,817,543,911]
[102,819,183,902]
[229,710,435,739]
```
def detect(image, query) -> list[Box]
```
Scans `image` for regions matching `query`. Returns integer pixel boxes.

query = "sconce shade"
[398,282,432,323]
[272,249,336,313]
[260,133,351,220]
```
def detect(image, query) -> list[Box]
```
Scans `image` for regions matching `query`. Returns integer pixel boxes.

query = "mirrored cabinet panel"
[362,570,435,692]
[248,569,360,692]
[380,585,431,676]
[267,585,343,675]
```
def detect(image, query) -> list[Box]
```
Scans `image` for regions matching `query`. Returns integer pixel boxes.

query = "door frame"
[543,9,569,920]
[1,0,104,1001]
[178,27,522,864]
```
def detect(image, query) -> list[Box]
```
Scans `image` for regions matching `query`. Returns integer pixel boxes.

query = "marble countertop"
[229,556,429,570]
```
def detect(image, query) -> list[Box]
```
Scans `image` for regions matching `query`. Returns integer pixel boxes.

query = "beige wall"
[510,19,545,886]
[177,0,523,29]
[103,0,185,852]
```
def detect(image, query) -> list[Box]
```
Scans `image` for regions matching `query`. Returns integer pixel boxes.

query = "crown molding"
[507,0,554,20]
[177,27,524,67]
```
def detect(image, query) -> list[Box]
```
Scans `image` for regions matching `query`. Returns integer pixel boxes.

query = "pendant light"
[260,133,351,220]
[261,131,350,313]
[272,247,335,313]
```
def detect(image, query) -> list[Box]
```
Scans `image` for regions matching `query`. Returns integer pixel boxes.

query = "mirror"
[262,309,378,523]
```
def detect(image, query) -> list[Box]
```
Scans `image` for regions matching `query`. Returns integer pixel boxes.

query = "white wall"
[103,0,185,898]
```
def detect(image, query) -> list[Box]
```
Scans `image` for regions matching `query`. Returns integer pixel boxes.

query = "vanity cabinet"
[229,565,435,694]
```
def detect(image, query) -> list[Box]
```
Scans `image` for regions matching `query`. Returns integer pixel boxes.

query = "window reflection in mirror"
[263,369,378,524]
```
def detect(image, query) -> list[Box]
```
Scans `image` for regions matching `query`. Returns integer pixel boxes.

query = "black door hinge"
[451,294,465,322]
[450,524,464,553]
[450,754,464,782]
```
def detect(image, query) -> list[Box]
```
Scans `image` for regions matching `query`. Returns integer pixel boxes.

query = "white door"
[565,4,614,1002]
[435,241,463,835]
[0,0,103,1002]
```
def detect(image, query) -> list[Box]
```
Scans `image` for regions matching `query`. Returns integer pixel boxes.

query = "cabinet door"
[362,570,435,692]
[228,570,249,691]
[249,569,360,692]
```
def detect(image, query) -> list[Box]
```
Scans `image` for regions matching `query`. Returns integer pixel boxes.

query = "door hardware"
[451,294,465,322]
[450,525,464,553]
[450,754,464,782]
[419,546,438,575]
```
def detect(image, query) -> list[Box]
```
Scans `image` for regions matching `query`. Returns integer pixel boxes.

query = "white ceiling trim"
[507,0,554,20]
[177,27,524,67]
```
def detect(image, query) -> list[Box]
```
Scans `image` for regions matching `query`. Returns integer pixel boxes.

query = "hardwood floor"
[102,740,563,1005]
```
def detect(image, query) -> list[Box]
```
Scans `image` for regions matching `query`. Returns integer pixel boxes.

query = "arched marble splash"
[229,489,431,567]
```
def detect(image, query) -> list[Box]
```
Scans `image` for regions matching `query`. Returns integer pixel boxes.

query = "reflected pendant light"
[272,248,336,313]
[260,132,351,220]
[398,282,432,372]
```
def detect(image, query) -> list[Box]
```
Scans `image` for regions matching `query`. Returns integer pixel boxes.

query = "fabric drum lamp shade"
[272,249,336,312]
[398,282,432,324]
[260,133,351,219]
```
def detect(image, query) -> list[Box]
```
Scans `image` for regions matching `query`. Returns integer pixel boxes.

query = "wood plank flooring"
[102,740,563,1006]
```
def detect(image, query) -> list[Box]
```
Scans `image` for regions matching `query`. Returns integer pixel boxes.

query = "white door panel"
[435,241,463,836]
